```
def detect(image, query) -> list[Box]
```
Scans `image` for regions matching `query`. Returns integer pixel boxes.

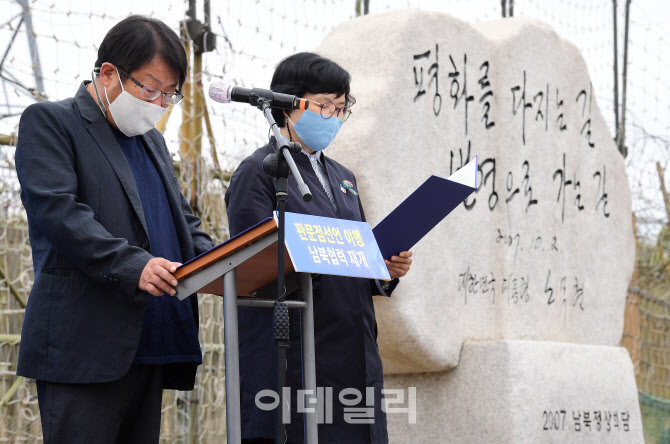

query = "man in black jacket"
[15,15,213,443]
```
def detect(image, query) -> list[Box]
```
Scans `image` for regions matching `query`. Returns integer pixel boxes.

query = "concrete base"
[383,340,643,443]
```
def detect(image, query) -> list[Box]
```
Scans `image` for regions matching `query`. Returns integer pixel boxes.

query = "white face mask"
[104,68,167,137]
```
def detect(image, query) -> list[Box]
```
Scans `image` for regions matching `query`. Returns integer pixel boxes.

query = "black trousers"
[36,364,164,444]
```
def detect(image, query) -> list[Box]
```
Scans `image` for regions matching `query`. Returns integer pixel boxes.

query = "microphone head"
[208,82,233,103]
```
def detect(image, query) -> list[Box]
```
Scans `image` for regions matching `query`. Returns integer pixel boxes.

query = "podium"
[173,218,319,444]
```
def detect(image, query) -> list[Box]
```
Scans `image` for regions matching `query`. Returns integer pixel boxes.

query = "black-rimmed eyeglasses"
[311,101,352,121]
[116,65,184,106]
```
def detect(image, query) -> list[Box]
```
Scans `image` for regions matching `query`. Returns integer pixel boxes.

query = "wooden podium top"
[174,218,294,297]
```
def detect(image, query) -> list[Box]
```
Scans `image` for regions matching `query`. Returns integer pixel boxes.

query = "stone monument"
[317,9,642,443]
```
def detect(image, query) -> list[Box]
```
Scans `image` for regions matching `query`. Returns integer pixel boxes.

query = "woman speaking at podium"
[225,52,412,444]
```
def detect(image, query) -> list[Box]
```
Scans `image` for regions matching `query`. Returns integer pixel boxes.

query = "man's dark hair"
[95,15,187,89]
[270,52,356,127]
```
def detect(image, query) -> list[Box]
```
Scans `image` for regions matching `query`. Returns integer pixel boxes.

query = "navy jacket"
[225,140,397,444]
[15,82,213,389]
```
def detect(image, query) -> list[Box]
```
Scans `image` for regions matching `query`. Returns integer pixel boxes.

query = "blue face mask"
[290,110,343,152]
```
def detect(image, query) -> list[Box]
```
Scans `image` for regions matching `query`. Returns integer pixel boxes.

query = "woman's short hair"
[95,15,187,90]
[270,52,356,127]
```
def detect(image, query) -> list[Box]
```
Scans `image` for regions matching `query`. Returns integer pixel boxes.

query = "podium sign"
[282,212,391,281]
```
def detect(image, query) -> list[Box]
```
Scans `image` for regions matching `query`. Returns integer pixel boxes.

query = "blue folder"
[372,157,478,260]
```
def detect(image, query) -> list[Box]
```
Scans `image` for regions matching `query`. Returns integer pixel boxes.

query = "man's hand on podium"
[138,258,182,297]
[385,251,413,280]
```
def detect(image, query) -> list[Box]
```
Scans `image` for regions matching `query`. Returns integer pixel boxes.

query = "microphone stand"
[254,95,312,443]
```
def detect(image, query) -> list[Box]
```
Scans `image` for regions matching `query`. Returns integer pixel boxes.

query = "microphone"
[209,82,310,111]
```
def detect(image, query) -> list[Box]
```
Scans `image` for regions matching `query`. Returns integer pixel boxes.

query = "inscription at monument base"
[384,341,643,443]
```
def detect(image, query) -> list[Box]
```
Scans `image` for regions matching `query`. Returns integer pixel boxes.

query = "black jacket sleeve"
[224,148,277,236]
[16,102,153,296]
